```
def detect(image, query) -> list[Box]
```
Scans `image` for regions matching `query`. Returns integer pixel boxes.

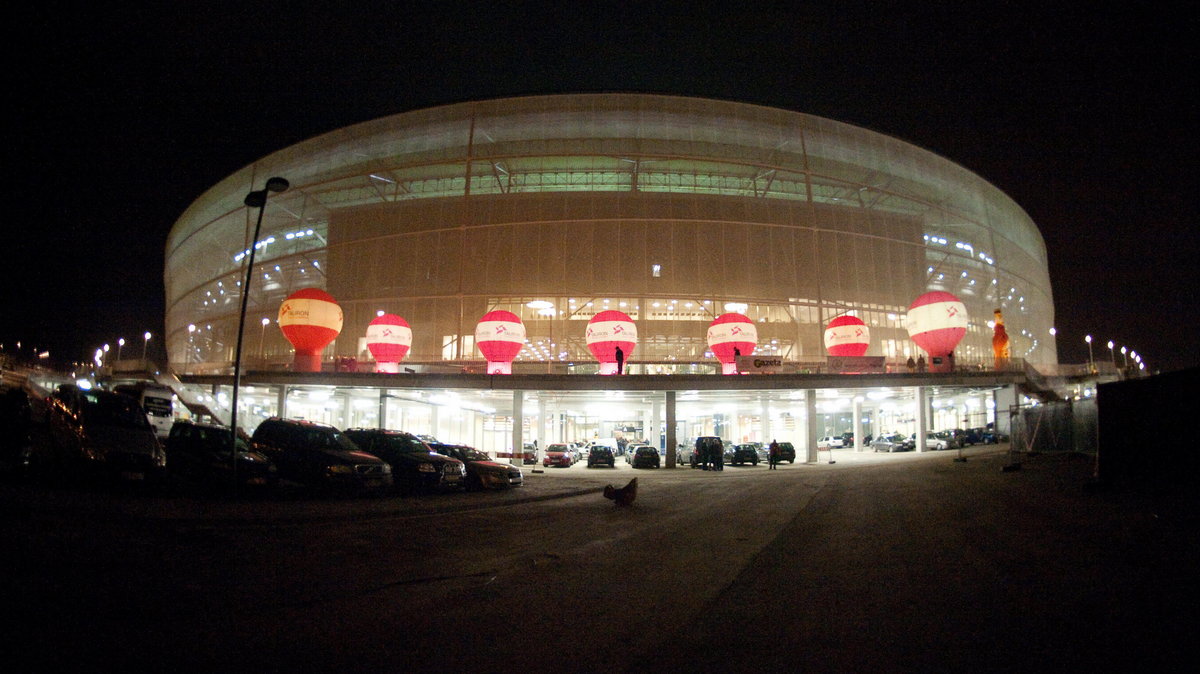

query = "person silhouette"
[615,345,625,375]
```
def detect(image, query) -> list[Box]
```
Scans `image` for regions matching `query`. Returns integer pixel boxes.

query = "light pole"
[1106,340,1115,369]
[230,177,289,486]
[1084,335,1094,373]
[142,331,151,363]
[1120,345,1128,368]
[259,317,270,359]
[117,338,125,362]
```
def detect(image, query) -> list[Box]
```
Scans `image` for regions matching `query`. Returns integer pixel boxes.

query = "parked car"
[625,443,652,465]
[689,436,725,468]
[522,443,538,465]
[962,428,985,445]
[543,443,575,468]
[251,418,392,494]
[39,384,166,484]
[165,419,277,490]
[730,443,760,466]
[587,444,616,467]
[923,432,952,451]
[817,436,845,449]
[872,433,913,453]
[428,442,523,490]
[342,428,463,494]
[630,445,660,469]
[772,441,797,464]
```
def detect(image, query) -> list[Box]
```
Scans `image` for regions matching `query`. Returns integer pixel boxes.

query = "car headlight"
[379,464,391,475]
[418,463,436,473]
[327,464,354,475]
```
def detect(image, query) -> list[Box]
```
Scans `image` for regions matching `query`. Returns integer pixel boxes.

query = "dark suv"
[165,419,277,490]
[343,428,465,494]
[773,441,796,463]
[250,418,392,493]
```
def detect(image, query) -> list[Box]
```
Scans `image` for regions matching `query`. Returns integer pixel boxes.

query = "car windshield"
[457,446,490,461]
[380,434,431,453]
[81,393,150,429]
[547,445,569,452]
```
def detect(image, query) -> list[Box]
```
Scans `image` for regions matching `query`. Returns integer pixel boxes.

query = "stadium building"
[163,94,1055,456]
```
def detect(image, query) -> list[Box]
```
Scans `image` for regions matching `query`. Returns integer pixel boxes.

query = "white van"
[113,382,176,439]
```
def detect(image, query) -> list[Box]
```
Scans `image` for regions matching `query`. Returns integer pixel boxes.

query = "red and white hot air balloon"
[366,314,412,373]
[278,288,343,372]
[586,310,637,375]
[824,314,870,357]
[906,291,968,372]
[475,310,525,374]
[707,313,757,375]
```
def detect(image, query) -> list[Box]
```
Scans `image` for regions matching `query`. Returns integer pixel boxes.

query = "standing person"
[917,354,926,372]
[715,442,725,471]
[769,439,780,470]
[906,356,916,372]
[614,346,625,375]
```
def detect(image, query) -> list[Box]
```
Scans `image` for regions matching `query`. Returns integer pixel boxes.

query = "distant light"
[1085,335,1092,344]
[1049,327,1057,336]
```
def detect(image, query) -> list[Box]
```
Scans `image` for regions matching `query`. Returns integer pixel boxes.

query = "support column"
[378,389,388,430]
[805,389,819,463]
[916,386,929,452]
[511,390,523,467]
[276,385,287,420]
[993,385,1017,435]
[430,404,440,441]
[650,399,662,450]
[665,391,677,468]
[760,396,771,444]
[853,396,863,451]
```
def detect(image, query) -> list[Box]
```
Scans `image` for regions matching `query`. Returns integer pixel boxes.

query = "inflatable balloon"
[366,314,412,373]
[906,291,967,373]
[707,313,757,375]
[586,310,637,375]
[278,288,343,372]
[475,310,525,374]
[824,314,870,357]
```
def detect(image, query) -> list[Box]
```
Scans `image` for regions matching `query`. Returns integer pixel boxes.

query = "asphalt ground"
[3,444,1196,673]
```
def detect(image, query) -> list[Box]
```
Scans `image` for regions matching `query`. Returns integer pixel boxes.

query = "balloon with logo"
[366,314,412,373]
[707,313,757,375]
[278,288,343,372]
[824,314,870,357]
[475,310,525,374]
[586,310,637,375]
[906,291,968,372]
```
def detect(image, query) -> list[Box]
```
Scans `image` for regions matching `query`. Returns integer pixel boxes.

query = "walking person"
[769,439,780,470]
[614,346,624,375]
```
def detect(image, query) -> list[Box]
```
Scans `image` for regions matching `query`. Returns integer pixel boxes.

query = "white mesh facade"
[165,94,1055,373]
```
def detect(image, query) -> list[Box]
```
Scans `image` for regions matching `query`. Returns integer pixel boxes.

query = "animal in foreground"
[603,477,638,506]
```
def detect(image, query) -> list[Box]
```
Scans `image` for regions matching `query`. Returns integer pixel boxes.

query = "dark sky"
[4,2,1196,372]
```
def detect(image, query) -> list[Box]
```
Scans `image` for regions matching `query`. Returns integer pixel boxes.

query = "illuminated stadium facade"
[165,94,1056,377]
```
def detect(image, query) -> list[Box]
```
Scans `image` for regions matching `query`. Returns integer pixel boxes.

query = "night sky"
[4,2,1196,372]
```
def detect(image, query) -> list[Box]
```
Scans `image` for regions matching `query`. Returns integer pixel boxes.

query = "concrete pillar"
[853,396,863,451]
[430,404,440,441]
[665,391,677,468]
[760,396,771,444]
[276,385,287,420]
[805,389,819,463]
[994,385,1017,435]
[916,386,929,452]
[650,399,662,450]
[378,389,388,429]
[511,390,523,467]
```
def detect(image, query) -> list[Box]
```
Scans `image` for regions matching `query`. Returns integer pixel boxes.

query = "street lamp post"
[230,177,289,486]
[1107,340,1115,369]
[1084,335,1094,373]
[142,331,151,363]
[1120,345,1128,368]
[117,338,125,362]
[259,317,270,359]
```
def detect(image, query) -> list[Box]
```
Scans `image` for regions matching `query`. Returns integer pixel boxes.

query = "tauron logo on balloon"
[946,306,959,318]
[613,325,625,334]
[730,326,742,336]
[495,326,507,334]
